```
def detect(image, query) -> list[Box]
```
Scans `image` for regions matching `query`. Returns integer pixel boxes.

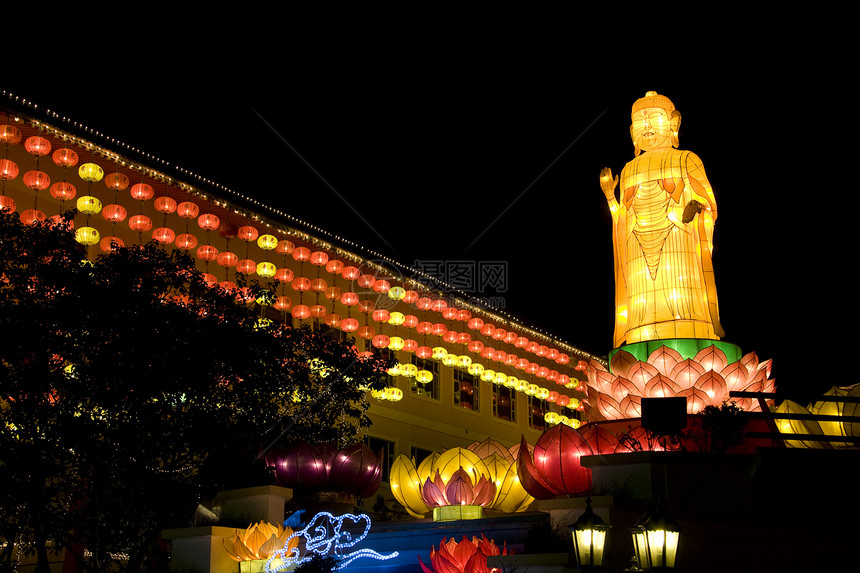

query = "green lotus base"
[608,339,742,373]
[432,505,484,522]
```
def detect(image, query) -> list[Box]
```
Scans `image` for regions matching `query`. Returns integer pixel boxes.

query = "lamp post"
[630,506,681,571]
[569,497,610,572]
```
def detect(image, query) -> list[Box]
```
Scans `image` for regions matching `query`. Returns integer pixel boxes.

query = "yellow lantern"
[257,234,278,250]
[442,354,458,367]
[387,363,402,377]
[388,286,406,300]
[503,376,518,389]
[494,372,508,386]
[416,369,434,384]
[468,363,485,377]
[400,363,418,378]
[388,336,405,351]
[457,355,473,369]
[74,226,100,245]
[516,379,530,393]
[432,346,448,360]
[78,162,104,182]
[544,411,560,425]
[536,387,551,400]
[384,387,403,401]
[480,369,496,383]
[76,195,102,215]
[388,311,405,326]
[371,389,386,400]
[256,261,276,278]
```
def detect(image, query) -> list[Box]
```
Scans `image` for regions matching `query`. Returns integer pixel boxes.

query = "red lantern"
[341,265,361,280]
[341,292,359,306]
[481,347,496,360]
[431,299,447,312]
[414,296,432,310]
[468,340,484,353]
[198,213,220,231]
[0,159,19,180]
[238,225,259,242]
[24,136,51,156]
[557,395,570,407]
[325,286,342,301]
[556,353,570,365]
[99,236,124,252]
[458,309,471,322]
[130,182,154,201]
[402,290,418,303]
[495,350,507,363]
[128,215,153,232]
[442,307,458,320]
[547,349,560,361]
[492,328,506,341]
[537,366,550,378]
[105,172,130,192]
[102,204,128,222]
[176,233,198,250]
[403,339,418,352]
[276,240,295,255]
[480,323,495,337]
[274,296,292,310]
[506,354,518,366]
[372,335,390,349]
[291,277,311,292]
[293,246,311,262]
[442,331,458,344]
[275,268,294,282]
[0,125,21,145]
[416,346,433,359]
[458,332,472,345]
[310,278,328,292]
[358,300,375,314]
[196,245,219,261]
[325,259,344,274]
[431,323,447,336]
[291,304,311,320]
[21,209,46,225]
[219,280,237,293]
[372,309,390,322]
[154,196,178,214]
[237,259,257,274]
[0,195,15,213]
[310,304,328,318]
[23,170,50,191]
[505,331,518,345]
[177,201,199,219]
[201,273,218,287]
[403,314,419,328]
[357,325,375,340]
[341,318,359,333]
[468,317,485,331]
[217,251,238,268]
[219,221,238,238]
[557,374,570,386]
[515,337,529,349]
[52,148,79,168]
[50,182,76,201]
[373,279,390,294]
[357,274,375,288]
[323,313,342,328]
[310,251,329,266]
[153,226,175,244]
[537,345,549,357]
[416,321,432,335]
[547,370,559,382]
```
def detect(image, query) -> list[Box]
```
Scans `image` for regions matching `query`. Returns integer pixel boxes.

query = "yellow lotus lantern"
[223,521,298,565]
[389,439,533,520]
[772,383,860,448]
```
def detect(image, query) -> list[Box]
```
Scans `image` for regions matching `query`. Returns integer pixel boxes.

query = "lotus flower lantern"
[517,423,593,499]
[267,441,383,498]
[418,535,508,573]
[223,521,298,563]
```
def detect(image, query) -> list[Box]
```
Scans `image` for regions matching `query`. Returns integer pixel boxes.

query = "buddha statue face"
[630,106,680,153]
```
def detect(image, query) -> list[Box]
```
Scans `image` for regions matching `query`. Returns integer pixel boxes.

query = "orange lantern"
[481,347,496,360]
[0,195,16,213]
[403,339,418,352]
[23,170,50,191]
[177,201,199,219]
[238,225,259,242]
[310,278,328,292]
[416,346,433,359]
[196,245,219,261]
[431,299,447,312]
[357,274,375,288]
[274,296,292,311]
[442,331,458,344]
[52,148,79,168]
[0,125,21,144]
[324,313,342,328]
[276,240,295,254]
[372,335,390,349]
[201,273,218,287]
[310,251,329,266]
[293,246,311,262]
[515,337,528,349]
[198,213,220,231]
[310,304,328,318]
[99,236,124,252]
[102,204,128,223]
[325,259,344,275]
[24,136,51,156]
[154,196,178,214]
[458,309,471,322]
[442,307,459,320]
[341,265,361,280]
[275,268,294,283]
[468,340,484,353]
[416,321,432,335]
[358,299,375,314]
[324,286,342,301]
[458,332,472,345]
[219,280,237,293]
[237,259,257,274]
[372,309,390,323]
[341,318,359,332]
[291,277,312,292]
[357,325,375,340]
[504,331,518,345]
[152,228,175,244]
[50,182,76,201]
[176,234,198,250]
[341,292,359,306]
[468,317,484,331]
[105,172,130,192]
[403,315,419,328]
[217,251,238,268]
[373,279,390,294]
[129,182,154,201]
[21,209,46,225]
[431,323,447,336]
[556,354,570,365]
[291,305,311,320]
[0,159,19,180]
[402,290,419,303]
[128,215,153,233]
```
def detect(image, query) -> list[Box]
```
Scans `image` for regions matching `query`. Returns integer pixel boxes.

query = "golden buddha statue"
[600,91,724,348]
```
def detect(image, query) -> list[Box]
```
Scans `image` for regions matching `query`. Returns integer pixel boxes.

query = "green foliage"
[700,402,747,453]
[0,212,394,573]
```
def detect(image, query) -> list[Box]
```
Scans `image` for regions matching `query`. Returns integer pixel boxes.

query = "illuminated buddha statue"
[600,91,724,348]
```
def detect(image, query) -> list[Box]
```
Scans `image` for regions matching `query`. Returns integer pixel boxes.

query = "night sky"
[2,44,850,404]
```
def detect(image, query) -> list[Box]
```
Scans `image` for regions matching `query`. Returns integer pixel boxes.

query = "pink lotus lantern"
[420,468,496,509]
[419,535,508,573]
[267,441,383,498]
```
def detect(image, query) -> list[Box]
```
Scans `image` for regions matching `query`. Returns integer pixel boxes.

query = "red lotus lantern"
[50,182,76,201]
[105,172,130,192]
[292,246,311,262]
[128,215,153,232]
[217,251,238,268]
[102,204,128,223]
[325,259,344,274]
[267,441,383,498]
[291,277,311,292]
[196,245,219,261]
[517,424,593,498]
[23,170,50,191]
[21,209,46,225]
[274,296,292,311]
[52,148,79,168]
[291,304,311,320]
[0,159,18,180]
[198,213,220,231]
[129,182,154,201]
[152,228,175,244]
[24,136,51,156]
[237,259,257,274]
[275,268,294,283]
[175,233,198,250]
[238,225,258,242]
[341,318,359,332]
[154,196,177,214]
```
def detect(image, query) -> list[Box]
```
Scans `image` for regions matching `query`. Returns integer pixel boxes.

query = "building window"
[493,385,516,422]
[528,395,547,430]
[453,370,478,412]
[364,436,396,482]
[410,446,435,467]
[411,355,440,399]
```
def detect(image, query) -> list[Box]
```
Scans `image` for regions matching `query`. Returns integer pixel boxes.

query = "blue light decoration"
[265,511,399,572]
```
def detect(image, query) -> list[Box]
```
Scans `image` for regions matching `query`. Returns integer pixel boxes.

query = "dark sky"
[2,44,849,404]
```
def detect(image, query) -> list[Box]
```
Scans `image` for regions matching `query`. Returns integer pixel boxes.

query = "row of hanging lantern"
[1,124,585,408]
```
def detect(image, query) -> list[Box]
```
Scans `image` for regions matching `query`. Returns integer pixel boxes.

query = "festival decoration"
[770,384,860,449]
[600,91,722,347]
[418,535,508,573]
[223,521,298,562]
[267,441,383,498]
[265,512,398,573]
[584,343,774,421]
[517,423,593,499]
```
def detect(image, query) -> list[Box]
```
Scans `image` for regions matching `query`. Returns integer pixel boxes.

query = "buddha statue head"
[630,91,681,155]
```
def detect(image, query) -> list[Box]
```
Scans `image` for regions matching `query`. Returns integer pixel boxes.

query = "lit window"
[453,370,478,412]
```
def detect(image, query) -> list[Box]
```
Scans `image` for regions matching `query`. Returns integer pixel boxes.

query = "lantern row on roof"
[0,116,589,409]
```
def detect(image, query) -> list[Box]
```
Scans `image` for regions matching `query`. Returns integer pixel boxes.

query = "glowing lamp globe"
[372,309,390,323]
[0,159,19,180]
[76,195,102,215]
[175,234,198,250]
[217,251,238,268]
[275,268,294,283]
[21,209,46,225]
[403,339,418,352]
[257,261,276,278]
[416,346,433,359]
[310,251,329,266]
[388,312,405,326]
[372,335,390,349]
[416,370,434,384]
[274,296,292,311]
[99,236,124,252]
[310,304,328,318]
[197,213,220,231]
[357,325,375,340]
[388,336,405,351]
[468,363,485,377]
[24,136,51,156]
[468,317,484,331]
[341,318,359,332]
[52,148,79,168]
[432,347,448,360]
[177,201,199,219]
[102,204,127,222]
[75,226,100,245]
[292,246,311,262]
[196,245,219,261]
[388,286,406,300]
[238,225,259,242]
[257,234,278,250]
[50,181,76,201]
[400,364,418,378]
[154,196,177,214]
[237,259,257,274]
[23,170,50,191]
[104,172,129,192]
[152,227,175,244]
[291,305,311,320]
